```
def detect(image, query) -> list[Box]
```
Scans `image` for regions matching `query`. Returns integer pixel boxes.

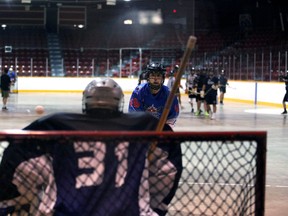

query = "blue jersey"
[8,71,16,82]
[0,112,182,216]
[128,83,179,126]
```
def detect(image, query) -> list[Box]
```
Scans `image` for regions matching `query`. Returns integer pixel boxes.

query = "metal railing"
[1,47,287,81]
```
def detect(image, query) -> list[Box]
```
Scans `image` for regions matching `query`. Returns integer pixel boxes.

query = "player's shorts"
[219,86,226,93]
[205,90,217,105]
[1,90,9,98]
[283,92,288,102]
[196,89,205,102]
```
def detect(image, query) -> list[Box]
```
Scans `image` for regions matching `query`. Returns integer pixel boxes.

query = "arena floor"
[0,92,287,216]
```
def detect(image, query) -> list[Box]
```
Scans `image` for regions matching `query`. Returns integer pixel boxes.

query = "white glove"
[212,84,218,90]
[200,90,205,98]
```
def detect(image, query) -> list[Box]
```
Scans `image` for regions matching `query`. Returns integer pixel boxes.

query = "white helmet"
[82,78,124,113]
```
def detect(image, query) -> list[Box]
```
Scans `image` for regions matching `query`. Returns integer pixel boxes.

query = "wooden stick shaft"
[156,36,197,131]
[148,36,197,161]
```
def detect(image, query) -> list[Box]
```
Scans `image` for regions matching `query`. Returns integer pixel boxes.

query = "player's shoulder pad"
[134,83,149,95]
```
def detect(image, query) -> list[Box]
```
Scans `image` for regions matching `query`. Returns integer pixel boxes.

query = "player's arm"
[166,96,180,127]
[212,83,218,90]
[149,124,183,215]
[282,76,288,82]
[200,84,206,97]
[128,90,144,112]
[0,144,55,215]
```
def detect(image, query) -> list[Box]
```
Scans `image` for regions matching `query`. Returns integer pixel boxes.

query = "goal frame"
[0,130,267,216]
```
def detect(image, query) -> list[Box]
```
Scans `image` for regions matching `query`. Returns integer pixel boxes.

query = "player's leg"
[219,87,226,105]
[210,91,218,119]
[281,93,287,114]
[188,93,195,113]
[203,96,210,117]
[2,92,9,110]
[211,104,217,119]
[219,91,224,104]
[195,96,201,116]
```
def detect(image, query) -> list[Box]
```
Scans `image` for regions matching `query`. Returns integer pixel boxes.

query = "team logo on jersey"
[146,105,160,118]
[129,98,140,108]
[174,104,179,113]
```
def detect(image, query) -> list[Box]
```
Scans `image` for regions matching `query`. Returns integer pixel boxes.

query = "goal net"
[0,131,266,216]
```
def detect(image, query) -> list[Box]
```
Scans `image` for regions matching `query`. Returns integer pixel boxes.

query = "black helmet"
[146,62,166,75]
[146,62,166,91]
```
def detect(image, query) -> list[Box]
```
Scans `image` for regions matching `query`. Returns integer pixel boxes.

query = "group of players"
[139,64,229,120]
[185,67,228,119]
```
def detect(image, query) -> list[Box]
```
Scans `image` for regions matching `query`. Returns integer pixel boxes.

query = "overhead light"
[106,0,116,5]
[124,19,133,25]
[21,0,31,3]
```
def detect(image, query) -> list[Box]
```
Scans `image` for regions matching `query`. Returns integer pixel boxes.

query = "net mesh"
[0,131,266,216]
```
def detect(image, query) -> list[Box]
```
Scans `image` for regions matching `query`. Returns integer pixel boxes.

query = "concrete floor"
[0,92,287,216]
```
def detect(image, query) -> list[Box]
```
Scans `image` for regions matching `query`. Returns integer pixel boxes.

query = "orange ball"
[35,105,45,115]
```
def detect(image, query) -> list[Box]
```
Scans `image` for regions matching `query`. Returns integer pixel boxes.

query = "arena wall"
[16,77,284,107]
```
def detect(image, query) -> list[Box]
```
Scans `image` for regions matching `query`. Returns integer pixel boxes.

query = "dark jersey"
[218,74,228,86]
[195,74,206,91]
[0,112,182,216]
[204,76,219,105]
[0,74,11,91]
[280,74,288,91]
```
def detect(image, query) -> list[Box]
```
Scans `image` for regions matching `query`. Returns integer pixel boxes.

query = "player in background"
[203,69,219,119]
[280,71,288,114]
[0,78,182,216]
[194,68,207,116]
[185,67,198,113]
[218,69,228,105]
[129,62,180,127]
[167,65,184,109]
[138,69,148,85]
[0,68,11,110]
[8,67,17,93]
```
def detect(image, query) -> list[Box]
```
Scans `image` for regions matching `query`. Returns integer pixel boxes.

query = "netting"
[0,131,266,216]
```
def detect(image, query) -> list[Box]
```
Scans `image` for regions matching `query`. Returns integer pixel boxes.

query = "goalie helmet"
[146,62,166,90]
[82,78,124,114]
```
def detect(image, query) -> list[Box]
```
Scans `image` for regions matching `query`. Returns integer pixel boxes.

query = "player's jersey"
[218,74,228,86]
[128,83,179,126]
[0,112,182,216]
[166,76,174,92]
[186,74,197,89]
[204,75,219,93]
[281,74,288,91]
[195,74,206,91]
[8,71,16,83]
